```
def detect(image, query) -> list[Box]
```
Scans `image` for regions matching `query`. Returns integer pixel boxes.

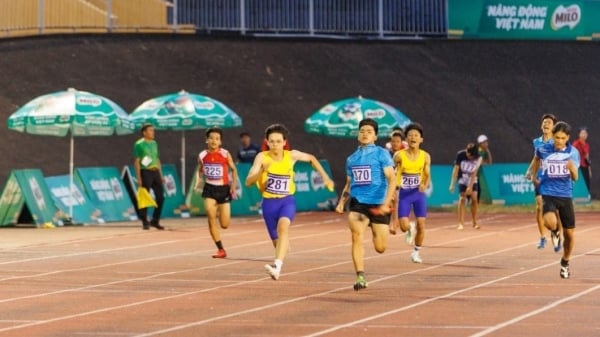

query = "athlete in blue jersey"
[336,118,396,291]
[526,114,557,249]
[530,121,579,279]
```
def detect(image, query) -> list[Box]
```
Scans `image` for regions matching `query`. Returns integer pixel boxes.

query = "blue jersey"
[532,135,554,179]
[346,144,394,204]
[536,143,580,198]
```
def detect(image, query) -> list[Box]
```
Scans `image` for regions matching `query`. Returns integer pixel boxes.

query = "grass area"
[432,200,600,214]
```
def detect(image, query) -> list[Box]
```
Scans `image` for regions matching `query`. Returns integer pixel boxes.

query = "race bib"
[546,160,568,178]
[204,164,223,180]
[141,156,152,167]
[265,173,291,195]
[401,173,421,189]
[351,165,372,185]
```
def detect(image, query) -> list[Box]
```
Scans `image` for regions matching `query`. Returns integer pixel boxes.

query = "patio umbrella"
[304,96,411,138]
[129,90,242,193]
[7,88,134,218]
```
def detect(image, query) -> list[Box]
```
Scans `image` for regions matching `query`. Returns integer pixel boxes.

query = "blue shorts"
[261,196,296,240]
[398,188,427,218]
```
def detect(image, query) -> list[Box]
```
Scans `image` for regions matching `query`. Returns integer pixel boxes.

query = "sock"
[356,271,365,278]
[274,259,283,270]
[215,241,224,250]
[561,258,569,267]
[414,245,421,252]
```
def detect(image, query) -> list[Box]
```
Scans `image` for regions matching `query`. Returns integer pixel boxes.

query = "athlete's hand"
[324,179,335,192]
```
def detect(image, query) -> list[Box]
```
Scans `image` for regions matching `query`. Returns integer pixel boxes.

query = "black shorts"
[349,197,390,225]
[202,183,232,204]
[542,195,575,229]
[459,183,479,194]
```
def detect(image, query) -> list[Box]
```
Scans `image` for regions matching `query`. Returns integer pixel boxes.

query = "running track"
[0,211,598,336]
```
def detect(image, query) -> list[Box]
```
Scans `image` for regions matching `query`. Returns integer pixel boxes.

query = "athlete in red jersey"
[196,127,238,258]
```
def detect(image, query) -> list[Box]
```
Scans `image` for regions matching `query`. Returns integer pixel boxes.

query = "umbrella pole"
[181,130,185,195]
[69,134,74,220]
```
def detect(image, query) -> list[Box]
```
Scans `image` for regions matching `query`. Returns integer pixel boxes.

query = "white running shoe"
[457,224,464,230]
[410,250,422,264]
[405,221,416,245]
[264,264,280,280]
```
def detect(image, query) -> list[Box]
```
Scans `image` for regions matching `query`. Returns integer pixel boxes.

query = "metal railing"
[0,0,447,39]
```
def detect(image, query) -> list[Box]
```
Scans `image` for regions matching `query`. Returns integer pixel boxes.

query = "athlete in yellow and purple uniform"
[246,124,334,281]
[393,123,431,264]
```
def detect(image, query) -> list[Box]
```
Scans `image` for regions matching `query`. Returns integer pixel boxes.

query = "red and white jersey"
[199,148,230,185]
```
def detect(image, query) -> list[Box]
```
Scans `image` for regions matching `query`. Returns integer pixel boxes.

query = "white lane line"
[469,283,600,337]
[0,228,348,303]
[2,216,595,335]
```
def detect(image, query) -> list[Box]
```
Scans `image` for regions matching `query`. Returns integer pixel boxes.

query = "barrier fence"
[0,162,590,227]
[0,0,447,39]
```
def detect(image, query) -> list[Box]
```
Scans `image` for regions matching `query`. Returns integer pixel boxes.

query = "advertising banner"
[449,0,600,40]
[122,164,189,218]
[76,167,138,222]
[0,169,59,226]
[186,160,338,216]
[427,165,461,208]
[45,175,102,225]
[479,163,591,205]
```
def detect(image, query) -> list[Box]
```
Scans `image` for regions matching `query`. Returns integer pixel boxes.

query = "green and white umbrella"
[129,90,242,193]
[7,88,134,218]
[304,96,411,138]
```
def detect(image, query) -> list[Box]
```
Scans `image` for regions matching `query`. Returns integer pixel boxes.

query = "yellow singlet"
[397,149,426,190]
[259,150,296,198]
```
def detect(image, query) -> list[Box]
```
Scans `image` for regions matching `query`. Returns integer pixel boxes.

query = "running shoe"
[457,224,464,230]
[212,249,227,259]
[537,237,547,249]
[411,250,422,264]
[405,221,416,245]
[472,223,480,230]
[353,274,368,291]
[264,264,280,280]
[550,230,562,253]
[560,264,570,279]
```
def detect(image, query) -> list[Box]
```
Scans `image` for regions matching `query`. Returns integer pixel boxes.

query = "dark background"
[0,34,597,197]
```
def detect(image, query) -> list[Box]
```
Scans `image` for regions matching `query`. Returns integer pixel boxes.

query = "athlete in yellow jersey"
[392,123,431,264]
[246,124,334,281]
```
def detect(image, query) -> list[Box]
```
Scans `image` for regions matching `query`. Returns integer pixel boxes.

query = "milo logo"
[76,96,102,107]
[364,108,386,119]
[551,4,581,30]
[193,101,216,110]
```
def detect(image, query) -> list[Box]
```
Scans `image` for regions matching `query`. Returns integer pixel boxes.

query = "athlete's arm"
[449,164,459,193]
[335,176,351,214]
[419,153,432,193]
[195,157,205,191]
[291,150,334,190]
[245,152,265,187]
[226,152,238,196]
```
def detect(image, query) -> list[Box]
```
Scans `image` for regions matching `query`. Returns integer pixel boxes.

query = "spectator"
[572,127,591,195]
[476,134,492,203]
[237,132,260,163]
[477,134,492,164]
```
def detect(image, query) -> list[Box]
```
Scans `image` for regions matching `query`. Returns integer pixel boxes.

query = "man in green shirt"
[134,124,165,230]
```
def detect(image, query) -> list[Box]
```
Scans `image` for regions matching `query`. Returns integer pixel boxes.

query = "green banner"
[186,160,338,216]
[479,163,590,205]
[0,173,26,226]
[76,167,138,222]
[426,165,460,208]
[449,0,600,40]
[45,175,102,225]
[123,164,189,219]
[0,169,59,226]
